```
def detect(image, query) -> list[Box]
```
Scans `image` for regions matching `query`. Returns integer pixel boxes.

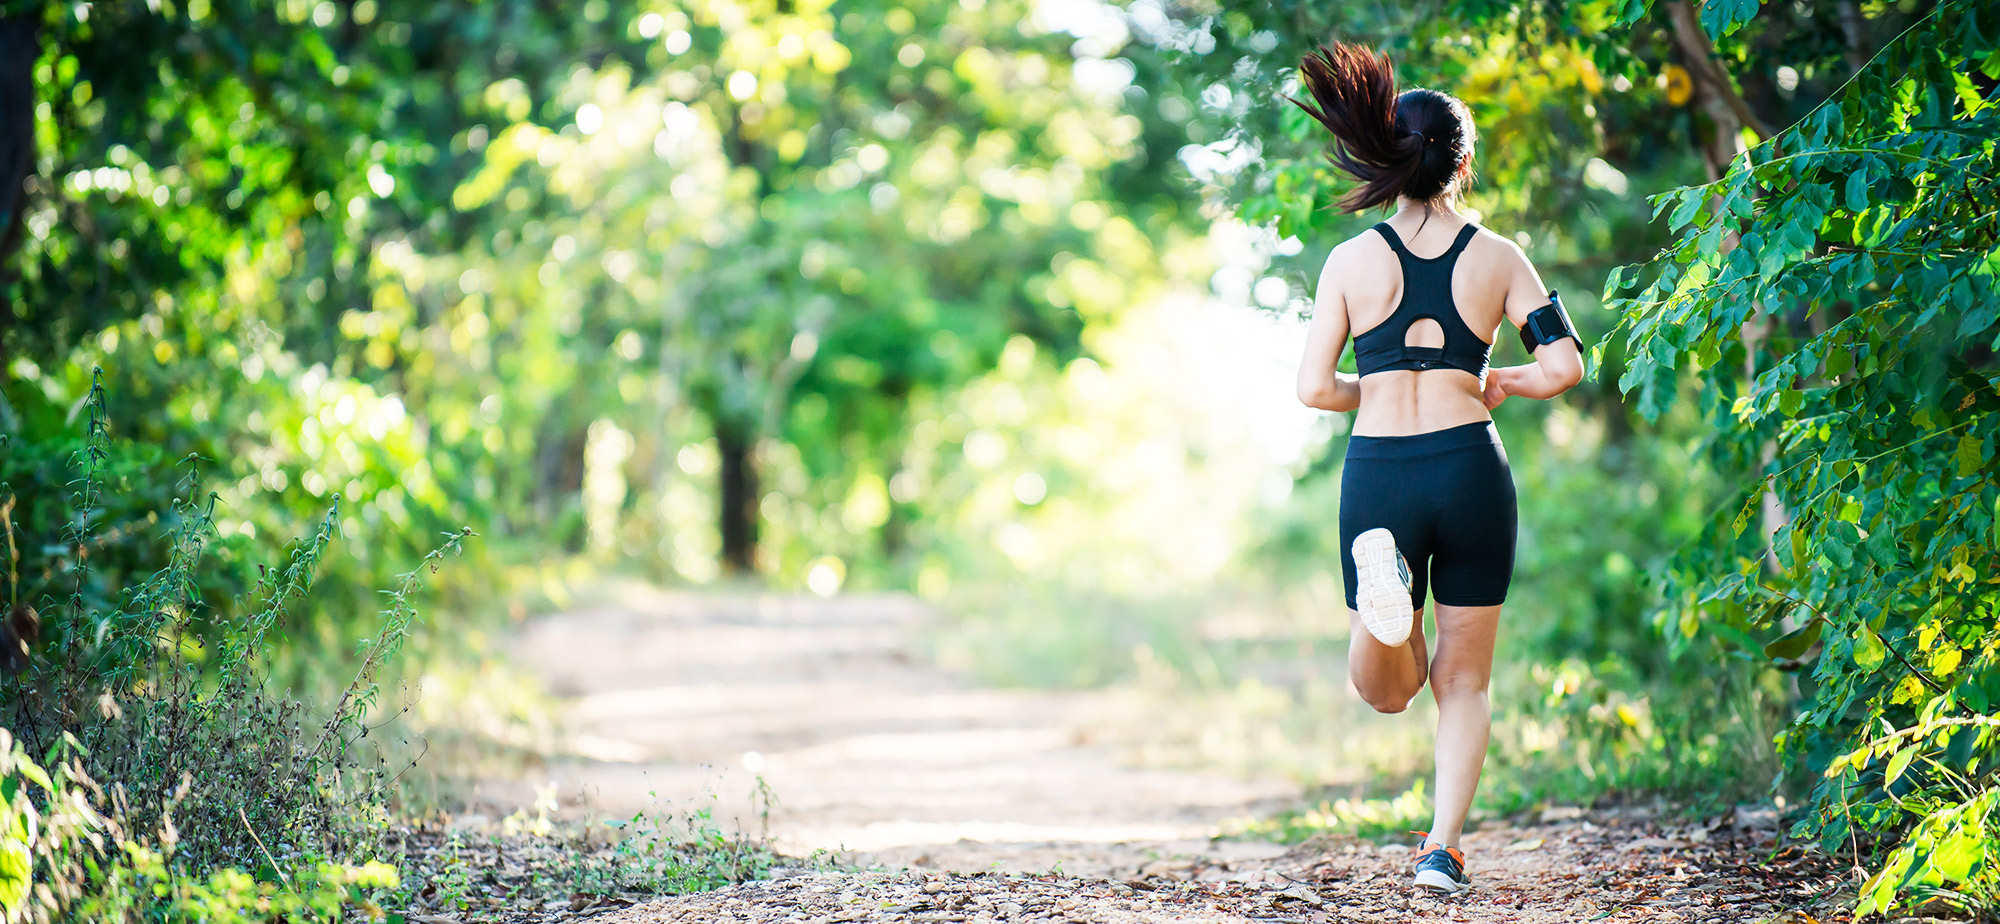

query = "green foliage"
[2,0,593,680]
[1241,778,1433,845]
[1607,0,2000,914]
[0,374,469,913]
[0,728,399,923]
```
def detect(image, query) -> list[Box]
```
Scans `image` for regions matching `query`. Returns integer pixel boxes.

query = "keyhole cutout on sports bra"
[1404,317,1446,349]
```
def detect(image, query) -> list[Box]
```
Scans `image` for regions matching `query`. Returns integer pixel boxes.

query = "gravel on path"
[604,807,1856,924]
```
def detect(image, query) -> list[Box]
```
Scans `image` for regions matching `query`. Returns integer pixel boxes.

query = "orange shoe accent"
[1416,843,1466,866]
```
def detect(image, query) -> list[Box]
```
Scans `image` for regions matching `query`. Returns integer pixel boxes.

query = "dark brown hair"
[1285,42,1476,212]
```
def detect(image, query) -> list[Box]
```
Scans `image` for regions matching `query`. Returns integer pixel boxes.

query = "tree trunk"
[1662,0,1767,181]
[716,419,759,574]
[0,14,39,338]
[1835,1,1868,73]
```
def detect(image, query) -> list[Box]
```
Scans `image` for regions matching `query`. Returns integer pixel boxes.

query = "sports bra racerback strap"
[1351,222,1493,378]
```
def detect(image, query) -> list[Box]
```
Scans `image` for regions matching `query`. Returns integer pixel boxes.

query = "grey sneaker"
[1414,842,1471,894]
[1352,527,1414,646]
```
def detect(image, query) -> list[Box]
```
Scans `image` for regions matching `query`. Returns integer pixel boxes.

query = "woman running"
[1288,42,1585,894]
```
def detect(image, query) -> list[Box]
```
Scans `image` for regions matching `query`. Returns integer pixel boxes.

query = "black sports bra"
[1352,222,1493,378]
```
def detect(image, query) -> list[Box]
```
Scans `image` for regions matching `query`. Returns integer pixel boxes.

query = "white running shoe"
[1352,527,1414,647]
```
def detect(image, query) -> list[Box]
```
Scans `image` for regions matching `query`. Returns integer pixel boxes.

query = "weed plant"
[0,372,469,919]
[384,780,813,921]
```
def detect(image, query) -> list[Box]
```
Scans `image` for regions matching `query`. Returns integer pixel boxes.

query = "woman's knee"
[1428,666,1490,699]
[1352,675,1418,714]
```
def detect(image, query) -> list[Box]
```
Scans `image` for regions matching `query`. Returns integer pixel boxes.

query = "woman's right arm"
[1297,247,1361,412]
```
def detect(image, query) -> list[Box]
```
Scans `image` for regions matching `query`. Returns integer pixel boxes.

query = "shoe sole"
[1352,527,1413,647]
[1413,869,1470,894]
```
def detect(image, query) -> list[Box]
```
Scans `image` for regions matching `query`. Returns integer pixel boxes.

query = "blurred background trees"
[1,0,1203,632]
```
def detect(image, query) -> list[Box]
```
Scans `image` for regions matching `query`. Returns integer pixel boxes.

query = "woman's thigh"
[1428,603,1501,696]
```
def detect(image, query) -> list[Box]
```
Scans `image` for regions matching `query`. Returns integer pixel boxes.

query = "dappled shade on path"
[487,585,1294,863]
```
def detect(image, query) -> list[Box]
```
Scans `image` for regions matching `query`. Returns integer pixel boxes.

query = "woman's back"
[1317,209,1549,437]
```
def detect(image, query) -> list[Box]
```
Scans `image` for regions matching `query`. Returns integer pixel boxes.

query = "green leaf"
[1779,388,1804,416]
[1668,189,1706,231]
[1958,298,2000,339]
[1844,169,1872,213]
[1852,623,1887,670]
[1934,833,1979,883]
[1697,0,1760,40]
[1865,529,1900,568]
[1732,491,1760,538]
[1616,0,1652,26]
[1764,616,1824,660]
[1883,746,1915,785]
[15,764,49,793]
[1956,433,1982,478]
[0,841,25,914]
[1648,334,1679,370]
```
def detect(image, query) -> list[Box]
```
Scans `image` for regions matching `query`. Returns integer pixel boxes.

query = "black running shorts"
[1338,421,1517,611]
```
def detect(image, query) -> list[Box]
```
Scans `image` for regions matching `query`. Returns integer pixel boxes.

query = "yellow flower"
[1663,65,1693,106]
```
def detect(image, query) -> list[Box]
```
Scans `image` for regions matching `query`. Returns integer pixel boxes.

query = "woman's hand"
[1482,367,1510,410]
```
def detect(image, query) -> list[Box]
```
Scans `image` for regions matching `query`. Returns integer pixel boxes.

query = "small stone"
[1540,805,1586,823]
[1621,837,1690,851]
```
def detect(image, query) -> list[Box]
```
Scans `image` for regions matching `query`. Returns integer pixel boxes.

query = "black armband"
[1518,290,1583,355]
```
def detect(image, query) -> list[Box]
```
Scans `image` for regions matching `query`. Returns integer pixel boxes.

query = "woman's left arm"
[1483,244,1584,409]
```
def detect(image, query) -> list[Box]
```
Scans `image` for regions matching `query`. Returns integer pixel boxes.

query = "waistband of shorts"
[1344,420,1502,459]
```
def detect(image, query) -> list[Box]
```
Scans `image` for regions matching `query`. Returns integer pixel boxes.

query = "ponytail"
[1285,42,1475,212]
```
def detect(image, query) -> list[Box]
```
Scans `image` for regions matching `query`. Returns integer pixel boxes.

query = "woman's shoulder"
[1323,223,1397,265]
[1463,223,1536,271]
[1465,222,1526,254]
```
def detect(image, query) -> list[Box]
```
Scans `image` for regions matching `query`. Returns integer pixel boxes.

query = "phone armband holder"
[1518,290,1583,355]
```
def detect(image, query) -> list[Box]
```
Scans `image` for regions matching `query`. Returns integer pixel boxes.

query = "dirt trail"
[487,587,1855,923]
[484,585,1296,873]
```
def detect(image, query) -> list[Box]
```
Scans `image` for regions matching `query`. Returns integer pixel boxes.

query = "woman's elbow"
[1536,346,1585,395]
[1556,355,1585,391]
[1295,374,1327,409]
